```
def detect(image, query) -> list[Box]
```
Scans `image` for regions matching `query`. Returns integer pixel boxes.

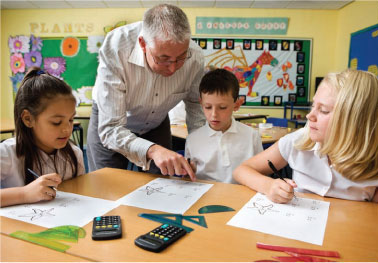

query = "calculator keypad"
[134,224,187,252]
[149,224,185,242]
[94,216,120,230]
[92,216,122,240]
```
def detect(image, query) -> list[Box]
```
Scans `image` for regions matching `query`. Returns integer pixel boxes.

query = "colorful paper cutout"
[61,37,80,57]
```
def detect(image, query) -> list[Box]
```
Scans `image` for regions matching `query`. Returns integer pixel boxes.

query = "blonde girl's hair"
[295,69,378,181]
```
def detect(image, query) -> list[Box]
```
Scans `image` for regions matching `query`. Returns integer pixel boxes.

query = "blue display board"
[349,24,378,76]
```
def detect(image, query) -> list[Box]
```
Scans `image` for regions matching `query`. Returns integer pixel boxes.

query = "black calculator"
[134,224,187,252]
[92,216,122,240]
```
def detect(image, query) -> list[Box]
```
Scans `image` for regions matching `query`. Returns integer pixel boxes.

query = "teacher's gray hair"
[142,4,191,47]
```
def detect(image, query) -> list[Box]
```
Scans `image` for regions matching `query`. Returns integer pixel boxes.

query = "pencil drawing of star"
[141,186,165,195]
[248,202,279,215]
[18,208,55,221]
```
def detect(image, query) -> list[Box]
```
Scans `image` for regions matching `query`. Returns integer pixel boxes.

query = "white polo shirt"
[185,118,263,184]
[279,129,378,201]
[1,138,85,189]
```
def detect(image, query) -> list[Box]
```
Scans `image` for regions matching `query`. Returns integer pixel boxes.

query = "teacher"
[87,4,205,180]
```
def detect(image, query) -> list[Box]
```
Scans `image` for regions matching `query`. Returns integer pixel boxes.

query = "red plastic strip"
[256,243,340,258]
[285,251,336,262]
[272,256,302,262]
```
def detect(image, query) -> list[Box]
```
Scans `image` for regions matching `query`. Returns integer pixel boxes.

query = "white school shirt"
[278,128,378,201]
[92,21,206,170]
[185,118,263,184]
[0,138,85,188]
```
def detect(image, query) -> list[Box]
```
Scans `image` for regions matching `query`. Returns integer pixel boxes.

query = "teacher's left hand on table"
[147,145,196,181]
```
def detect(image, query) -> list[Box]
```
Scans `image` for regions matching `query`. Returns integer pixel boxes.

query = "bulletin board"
[349,24,378,76]
[41,38,98,91]
[8,35,101,105]
[192,37,312,107]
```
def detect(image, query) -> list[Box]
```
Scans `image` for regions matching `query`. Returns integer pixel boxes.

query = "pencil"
[27,168,57,191]
[267,160,296,198]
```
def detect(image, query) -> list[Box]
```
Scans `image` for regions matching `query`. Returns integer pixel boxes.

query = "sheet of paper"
[227,193,330,245]
[116,178,213,214]
[0,191,119,228]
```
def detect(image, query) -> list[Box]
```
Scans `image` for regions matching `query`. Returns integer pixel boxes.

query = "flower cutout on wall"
[10,53,26,74]
[44,57,66,76]
[8,35,30,54]
[30,35,43,51]
[76,86,93,105]
[61,37,80,57]
[24,51,42,68]
[10,73,25,93]
[103,21,126,34]
[87,36,104,53]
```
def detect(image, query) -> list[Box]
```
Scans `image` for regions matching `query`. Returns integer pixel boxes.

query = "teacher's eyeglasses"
[149,49,192,66]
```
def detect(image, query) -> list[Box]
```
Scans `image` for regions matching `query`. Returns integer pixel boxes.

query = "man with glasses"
[87,4,205,181]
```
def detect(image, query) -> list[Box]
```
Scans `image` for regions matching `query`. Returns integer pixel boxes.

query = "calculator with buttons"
[134,224,187,252]
[92,216,122,240]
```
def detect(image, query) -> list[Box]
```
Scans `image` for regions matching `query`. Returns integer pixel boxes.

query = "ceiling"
[1,0,355,10]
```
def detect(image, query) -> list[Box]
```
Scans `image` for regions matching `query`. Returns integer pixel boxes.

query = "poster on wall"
[192,37,312,106]
[349,23,378,76]
[9,34,104,105]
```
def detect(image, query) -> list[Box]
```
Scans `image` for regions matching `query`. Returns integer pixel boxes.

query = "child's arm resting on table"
[0,173,62,207]
[233,142,297,204]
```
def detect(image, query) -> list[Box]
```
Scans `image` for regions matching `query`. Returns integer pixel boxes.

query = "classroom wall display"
[196,17,288,35]
[349,23,378,76]
[8,34,103,105]
[192,37,312,106]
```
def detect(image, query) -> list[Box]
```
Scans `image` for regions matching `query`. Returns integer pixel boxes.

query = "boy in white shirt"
[185,69,263,183]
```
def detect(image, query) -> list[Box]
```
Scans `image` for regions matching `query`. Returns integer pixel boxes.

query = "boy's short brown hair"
[199,68,239,101]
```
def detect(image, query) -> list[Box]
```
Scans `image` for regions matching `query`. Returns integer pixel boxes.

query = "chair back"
[266,117,288,127]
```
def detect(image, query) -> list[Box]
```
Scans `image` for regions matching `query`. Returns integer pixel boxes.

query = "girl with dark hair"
[1,67,85,207]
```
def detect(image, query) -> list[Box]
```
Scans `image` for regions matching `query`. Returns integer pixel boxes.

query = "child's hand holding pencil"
[23,169,62,203]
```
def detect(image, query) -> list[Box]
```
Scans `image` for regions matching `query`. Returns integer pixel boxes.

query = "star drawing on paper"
[248,202,279,215]
[141,186,165,195]
[18,208,55,221]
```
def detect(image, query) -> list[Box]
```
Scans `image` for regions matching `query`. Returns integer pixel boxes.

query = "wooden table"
[171,124,296,144]
[233,113,267,121]
[1,168,377,262]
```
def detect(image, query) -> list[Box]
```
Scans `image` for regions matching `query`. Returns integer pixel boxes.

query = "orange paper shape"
[289,80,294,90]
[61,37,80,57]
[286,61,292,68]
[282,64,287,72]
[277,78,283,87]
[283,73,289,83]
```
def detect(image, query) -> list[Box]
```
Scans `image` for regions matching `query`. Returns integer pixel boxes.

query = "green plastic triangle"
[139,213,193,232]
[198,205,235,214]
[10,231,71,252]
[10,225,86,252]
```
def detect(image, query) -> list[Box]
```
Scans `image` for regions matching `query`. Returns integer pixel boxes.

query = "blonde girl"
[233,69,378,203]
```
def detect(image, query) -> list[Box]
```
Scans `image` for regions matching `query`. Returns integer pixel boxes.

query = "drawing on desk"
[141,186,165,195]
[116,178,214,214]
[19,208,55,221]
[248,202,279,215]
[227,193,330,245]
[0,191,119,228]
